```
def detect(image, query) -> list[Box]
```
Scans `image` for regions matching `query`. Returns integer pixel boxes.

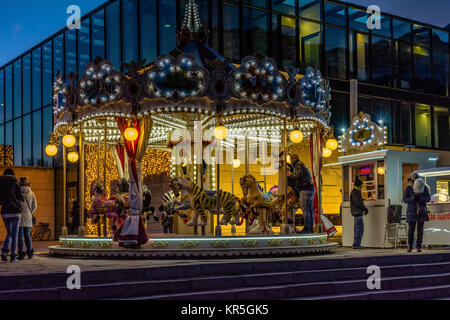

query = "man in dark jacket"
[350,178,368,249]
[0,168,25,262]
[288,154,315,234]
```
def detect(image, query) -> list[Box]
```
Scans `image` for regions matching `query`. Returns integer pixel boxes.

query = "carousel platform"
[49,233,338,258]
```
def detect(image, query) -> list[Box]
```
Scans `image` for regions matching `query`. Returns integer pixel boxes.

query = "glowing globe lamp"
[67,152,79,163]
[323,148,332,158]
[62,134,76,148]
[124,127,139,142]
[214,125,227,140]
[377,166,385,175]
[45,144,58,157]
[232,159,241,169]
[326,138,338,151]
[290,130,303,144]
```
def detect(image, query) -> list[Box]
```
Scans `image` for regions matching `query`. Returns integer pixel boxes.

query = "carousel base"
[49,233,338,258]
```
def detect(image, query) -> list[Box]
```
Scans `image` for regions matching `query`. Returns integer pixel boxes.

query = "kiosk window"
[352,164,377,201]
[377,161,385,200]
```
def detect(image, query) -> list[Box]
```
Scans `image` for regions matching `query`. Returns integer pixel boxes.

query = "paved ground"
[0,241,448,276]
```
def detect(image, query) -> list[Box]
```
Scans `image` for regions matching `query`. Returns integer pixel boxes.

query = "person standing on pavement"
[17,177,37,260]
[409,173,431,253]
[0,169,25,262]
[350,178,368,249]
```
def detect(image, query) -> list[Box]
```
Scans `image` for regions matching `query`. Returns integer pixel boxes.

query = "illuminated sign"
[360,167,371,176]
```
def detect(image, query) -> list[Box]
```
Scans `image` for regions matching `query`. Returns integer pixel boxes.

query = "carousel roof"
[51,0,332,148]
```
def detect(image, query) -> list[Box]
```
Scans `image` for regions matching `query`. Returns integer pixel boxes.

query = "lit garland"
[141,149,172,177]
[182,0,202,32]
[301,67,331,114]
[0,146,13,166]
[52,73,67,117]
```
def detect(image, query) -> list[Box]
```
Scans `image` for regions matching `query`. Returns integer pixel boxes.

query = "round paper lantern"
[326,138,338,151]
[214,125,227,140]
[323,148,332,158]
[124,127,139,142]
[67,151,79,163]
[290,130,304,144]
[62,134,76,148]
[45,144,58,157]
[232,159,241,168]
[377,166,385,175]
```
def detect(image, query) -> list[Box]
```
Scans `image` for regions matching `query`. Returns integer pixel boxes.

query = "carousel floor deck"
[49,233,338,258]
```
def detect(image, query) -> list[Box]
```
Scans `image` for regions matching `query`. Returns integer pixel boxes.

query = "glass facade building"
[1,0,449,168]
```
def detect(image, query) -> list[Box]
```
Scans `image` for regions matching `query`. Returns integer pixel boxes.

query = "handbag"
[23,197,36,226]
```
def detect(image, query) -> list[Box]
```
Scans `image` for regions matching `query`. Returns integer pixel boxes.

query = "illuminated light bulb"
[62,135,76,148]
[232,159,241,169]
[45,144,58,157]
[323,148,332,158]
[290,130,303,144]
[326,138,338,151]
[67,152,79,163]
[214,125,227,140]
[124,127,139,142]
[377,166,385,175]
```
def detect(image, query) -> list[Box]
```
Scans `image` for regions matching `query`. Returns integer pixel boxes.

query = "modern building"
[0,0,449,239]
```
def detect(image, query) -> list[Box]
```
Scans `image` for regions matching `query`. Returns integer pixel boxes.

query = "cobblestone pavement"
[0,241,448,276]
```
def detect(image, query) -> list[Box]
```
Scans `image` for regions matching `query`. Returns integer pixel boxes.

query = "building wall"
[0,167,55,241]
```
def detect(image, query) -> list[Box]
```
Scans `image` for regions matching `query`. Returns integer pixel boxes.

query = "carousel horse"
[158,191,192,234]
[169,177,241,228]
[89,181,126,232]
[142,185,158,224]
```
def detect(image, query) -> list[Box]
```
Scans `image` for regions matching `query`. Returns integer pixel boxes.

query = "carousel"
[48,0,338,258]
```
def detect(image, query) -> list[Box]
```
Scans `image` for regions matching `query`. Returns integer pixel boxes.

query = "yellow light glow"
[438,194,448,202]
[326,138,338,151]
[232,159,241,168]
[287,155,291,164]
[377,166,385,175]
[290,130,304,144]
[67,151,79,163]
[62,135,76,148]
[214,125,227,140]
[323,148,332,158]
[124,127,139,142]
[45,144,58,157]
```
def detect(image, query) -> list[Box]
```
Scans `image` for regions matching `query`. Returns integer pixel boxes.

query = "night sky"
[0,0,449,66]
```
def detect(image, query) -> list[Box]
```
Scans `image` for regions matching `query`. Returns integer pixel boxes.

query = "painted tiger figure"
[169,177,241,227]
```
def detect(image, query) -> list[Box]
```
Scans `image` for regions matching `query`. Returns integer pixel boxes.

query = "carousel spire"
[182,0,202,32]
[177,0,208,48]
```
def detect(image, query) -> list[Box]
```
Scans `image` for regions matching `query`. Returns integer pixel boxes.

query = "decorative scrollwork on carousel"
[78,60,123,107]
[145,55,209,102]
[300,67,331,118]
[53,72,67,118]
[232,56,285,103]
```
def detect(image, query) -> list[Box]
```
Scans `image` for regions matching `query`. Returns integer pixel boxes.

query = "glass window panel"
[211,0,219,52]
[223,4,240,60]
[92,9,105,60]
[433,52,449,96]
[123,0,138,64]
[5,65,12,122]
[22,55,31,114]
[300,20,322,70]
[372,36,392,86]
[413,25,430,48]
[243,8,269,57]
[272,0,296,15]
[5,121,13,150]
[324,1,346,27]
[299,0,321,21]
[272,15,296,68]
[393,20,411,41]
[0,70,4,124]
[65,29,77,76]
[13,61,21,119]
[106,0,121,70]
[53,34,64,78]
[372,99,393,143]
[349,31,369,81]
[330,92,349,137]
[348,8,368,32]
[433,29,449,53]
[396,41,411,89]
[393,102,412,145]
[372,15,391,38]
[413,45,431,90]
[243,0,267,8]
[43,106,53,167]
[13,119,22,166]
[32,110,42,166]
[415,104,431,148]
[140,0,157,64]
[159,0,176,54]
[78,19,91,75]
[23,115,32,166]
[0,124,3,146]
[434,107,450,149]
[43,41,53,107]
[32,48,42,110]
[325,26,347,79]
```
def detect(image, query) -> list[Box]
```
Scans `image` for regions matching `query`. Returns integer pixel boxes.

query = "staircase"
[1,252,450,300]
